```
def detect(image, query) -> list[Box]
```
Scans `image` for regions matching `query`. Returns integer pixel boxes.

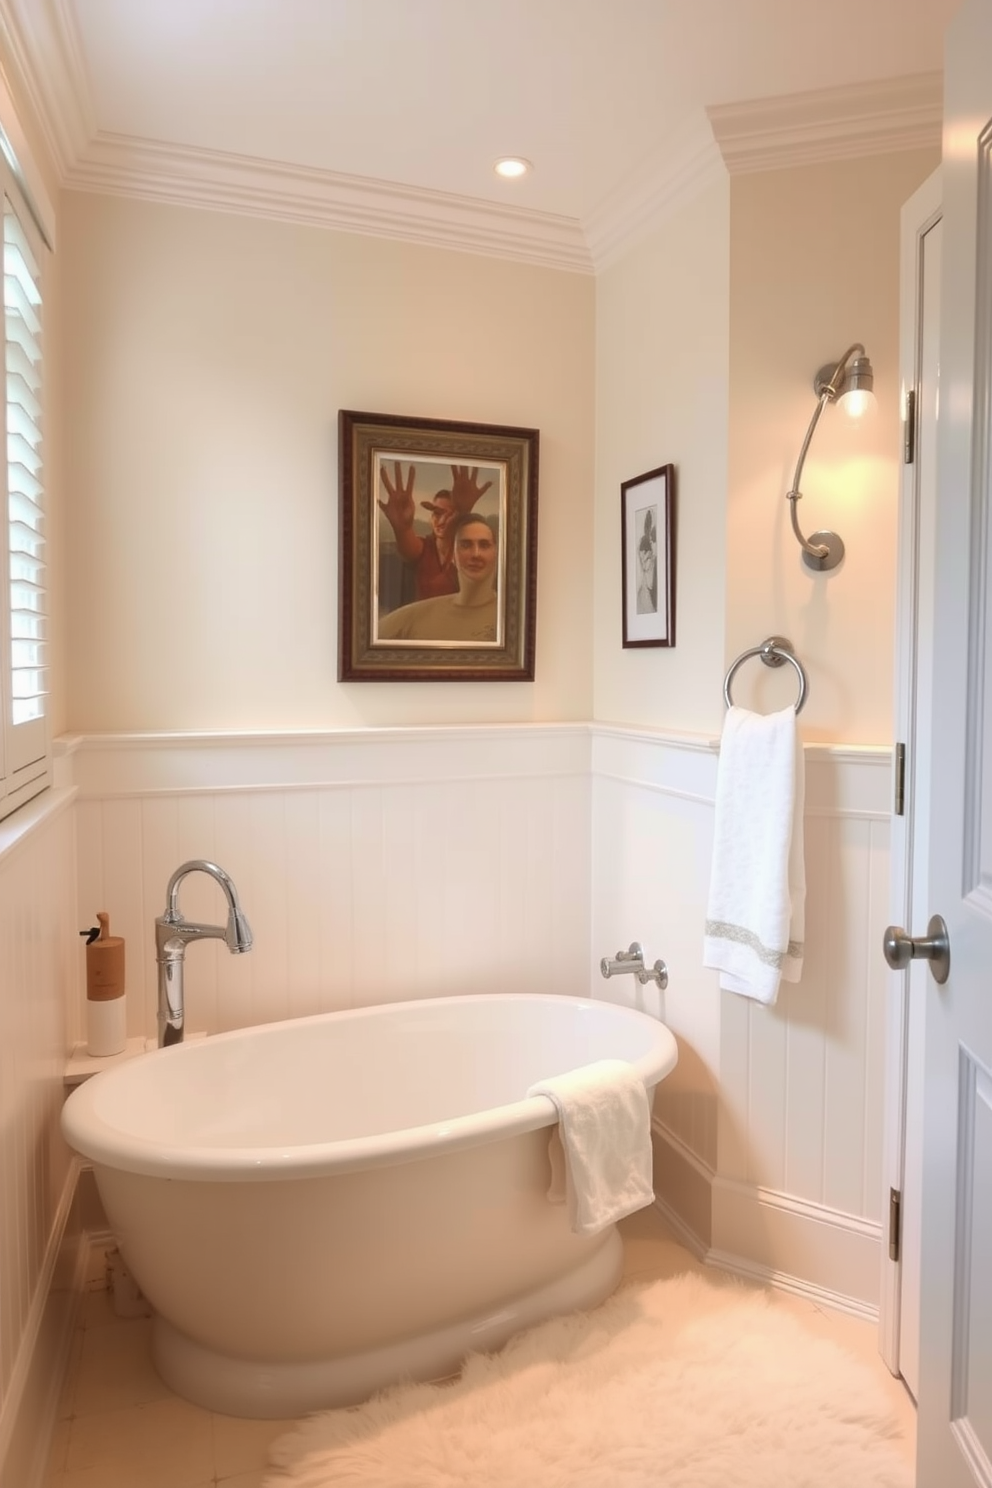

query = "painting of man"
[338,410,538,680]
[378,461,494,600]
[373,455,503,641]
[377,513,500,644]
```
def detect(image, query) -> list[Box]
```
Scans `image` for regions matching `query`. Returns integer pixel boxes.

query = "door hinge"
[889,1187,902,1263]
[903,388,917,465]
[894,742,906,816]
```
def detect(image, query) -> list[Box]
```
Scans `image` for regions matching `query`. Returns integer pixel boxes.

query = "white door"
[911,0,992,1480]
[883,169,941,1400]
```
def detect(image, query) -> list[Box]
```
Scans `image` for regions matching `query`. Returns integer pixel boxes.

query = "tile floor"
[44,1208,916,1487]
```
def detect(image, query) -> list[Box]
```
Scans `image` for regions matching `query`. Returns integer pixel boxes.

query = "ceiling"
[1,0,960,269]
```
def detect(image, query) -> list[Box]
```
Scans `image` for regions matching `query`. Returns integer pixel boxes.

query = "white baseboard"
[650,1118,713,1251]
[651,1194,708,1262]
[710,1174,882,1315]
[0,1158,89,1488]
[651,1123,882,1319]
[705,1247,878,1322]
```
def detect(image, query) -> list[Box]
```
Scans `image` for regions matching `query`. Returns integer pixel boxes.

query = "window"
[0,170,48,820]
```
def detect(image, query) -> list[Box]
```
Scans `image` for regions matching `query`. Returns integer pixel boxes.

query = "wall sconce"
[787,342,875,572]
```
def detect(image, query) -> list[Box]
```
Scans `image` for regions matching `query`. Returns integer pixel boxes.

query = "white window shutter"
[1,193,48,812]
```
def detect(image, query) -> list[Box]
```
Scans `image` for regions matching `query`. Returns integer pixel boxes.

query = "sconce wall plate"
[802,529,845,571]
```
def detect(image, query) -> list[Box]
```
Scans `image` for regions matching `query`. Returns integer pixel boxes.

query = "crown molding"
[64,132,594,273]
[0,0,93,176]
[551,73,944,272]
[0,0,945,277]
[584,109,726,272]
[708,72,942,174]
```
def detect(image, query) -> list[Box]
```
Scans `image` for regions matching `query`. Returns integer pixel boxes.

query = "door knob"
[882,915,950,984]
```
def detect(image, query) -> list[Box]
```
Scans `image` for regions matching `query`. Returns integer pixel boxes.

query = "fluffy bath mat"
[263,1271,912,1487]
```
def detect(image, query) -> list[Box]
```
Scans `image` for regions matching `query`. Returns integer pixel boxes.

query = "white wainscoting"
[591,726,722,1163]
[0,723,896,1479]
[60,726,594,1045]
[0,790,80,1488]
[58,723,893,1313]
[591,727,892,1312]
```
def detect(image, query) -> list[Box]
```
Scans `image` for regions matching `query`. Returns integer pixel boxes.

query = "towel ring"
[723,636,808,714]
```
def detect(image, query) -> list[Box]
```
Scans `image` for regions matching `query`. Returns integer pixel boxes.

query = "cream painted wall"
[593,179,730,735]
[59,194,595,731]
[727,148,938,744]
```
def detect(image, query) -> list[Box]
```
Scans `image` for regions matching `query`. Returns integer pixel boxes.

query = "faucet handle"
[639,958,668,990]
[616,941,644,965]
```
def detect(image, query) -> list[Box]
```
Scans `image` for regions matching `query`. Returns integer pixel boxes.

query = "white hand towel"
[703,704,805,1005]
[527,1058,654,1236]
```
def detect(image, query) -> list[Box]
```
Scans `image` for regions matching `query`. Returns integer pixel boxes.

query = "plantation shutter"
[0,191,48,813]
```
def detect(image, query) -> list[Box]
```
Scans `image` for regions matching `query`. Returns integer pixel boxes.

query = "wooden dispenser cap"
[86,911,125,1002]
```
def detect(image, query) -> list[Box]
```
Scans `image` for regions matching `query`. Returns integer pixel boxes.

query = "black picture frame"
[620,464,675,649]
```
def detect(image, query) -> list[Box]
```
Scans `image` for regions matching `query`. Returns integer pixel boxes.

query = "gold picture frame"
[339,411,540,681]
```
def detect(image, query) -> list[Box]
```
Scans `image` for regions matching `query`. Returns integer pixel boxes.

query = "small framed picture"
[620,464,675,648]
[338,410,540,682]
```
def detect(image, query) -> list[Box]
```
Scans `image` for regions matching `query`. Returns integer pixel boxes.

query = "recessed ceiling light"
[494,157,532,179]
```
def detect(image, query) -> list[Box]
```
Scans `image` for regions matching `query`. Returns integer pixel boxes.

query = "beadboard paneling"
[591,728,891,1230]
[718,811,891,1222]
[64,723,892,1312]
[68,729,594,1041]
[591,745,720,1169]
[0,724,899,1469]
[0,792,76,1475]
[69,724,892,1236]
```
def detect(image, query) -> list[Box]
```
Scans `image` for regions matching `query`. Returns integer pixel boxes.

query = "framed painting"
[620,464,675,648]
[339,411,540,681]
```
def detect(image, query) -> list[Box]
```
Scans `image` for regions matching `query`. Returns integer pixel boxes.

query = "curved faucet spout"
[164,859,254,953]
[156,860,253,1047]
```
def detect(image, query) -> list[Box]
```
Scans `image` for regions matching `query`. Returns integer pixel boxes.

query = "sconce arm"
[784,341,867,573]
[786,391,832,562]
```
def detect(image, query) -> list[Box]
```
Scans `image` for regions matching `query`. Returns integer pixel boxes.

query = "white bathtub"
[61,992,678,1418]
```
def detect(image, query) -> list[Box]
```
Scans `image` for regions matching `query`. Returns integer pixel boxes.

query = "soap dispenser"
[84,911,127,1056]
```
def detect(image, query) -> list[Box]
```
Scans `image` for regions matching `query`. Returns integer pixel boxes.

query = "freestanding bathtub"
[61,992,678,1418]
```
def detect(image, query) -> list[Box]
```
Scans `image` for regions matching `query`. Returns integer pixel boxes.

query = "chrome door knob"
[882,915,950,984]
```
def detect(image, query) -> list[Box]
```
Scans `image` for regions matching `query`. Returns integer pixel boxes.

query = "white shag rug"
[264,1271,912,1488]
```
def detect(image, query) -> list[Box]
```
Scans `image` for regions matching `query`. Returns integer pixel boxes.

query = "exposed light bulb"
[839,388,876,419]
[494,157,531,179]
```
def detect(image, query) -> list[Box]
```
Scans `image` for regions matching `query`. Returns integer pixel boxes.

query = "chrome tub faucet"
[155,860,253,1047]
[600,941,668,990]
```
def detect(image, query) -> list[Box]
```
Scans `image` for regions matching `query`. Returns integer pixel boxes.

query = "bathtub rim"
[61,992,678,1184]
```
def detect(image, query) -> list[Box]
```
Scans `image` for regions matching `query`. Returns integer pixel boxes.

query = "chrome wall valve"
[600,941,669,990]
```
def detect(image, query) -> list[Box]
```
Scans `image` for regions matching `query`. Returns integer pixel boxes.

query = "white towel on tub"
[526,1059,654,1236]
[703,704,805,1005]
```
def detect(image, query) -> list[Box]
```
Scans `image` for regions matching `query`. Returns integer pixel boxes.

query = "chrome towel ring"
[723,636,808,715]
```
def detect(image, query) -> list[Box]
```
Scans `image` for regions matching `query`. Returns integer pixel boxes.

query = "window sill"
[0,784,75,868]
